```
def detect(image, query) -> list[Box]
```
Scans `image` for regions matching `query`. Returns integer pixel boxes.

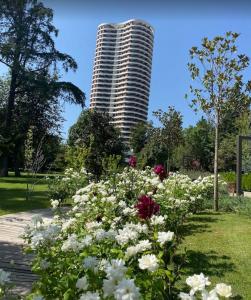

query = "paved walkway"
[0,209,53,295]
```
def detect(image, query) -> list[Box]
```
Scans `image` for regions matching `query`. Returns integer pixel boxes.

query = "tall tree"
[139,107,183,169]
[130,121,152,154]
[184,118,214,171]
[0,0,85,176]
[187,32,251,210]
[68,109,125,180]
[153,106,183,171]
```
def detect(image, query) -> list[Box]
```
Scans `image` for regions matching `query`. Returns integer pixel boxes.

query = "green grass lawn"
[0,173,50,216]
[179,211,251,299]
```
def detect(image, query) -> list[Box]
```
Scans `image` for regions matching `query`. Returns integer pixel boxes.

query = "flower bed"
[23,166,230,299]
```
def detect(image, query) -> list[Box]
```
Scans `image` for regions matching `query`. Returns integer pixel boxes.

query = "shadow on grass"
[178,249,242,297]
[0,178,48,185]
[179,211,221,237]
[184,250,236,277]
[0,188,50,214]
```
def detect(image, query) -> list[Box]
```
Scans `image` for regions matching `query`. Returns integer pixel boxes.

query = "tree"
[0,0,85,176]
[139,107,183,169]
[184,118,214,171]
[130,121,152,153]
[187,32,251,210]
[153,106,183,171]
[68,109,125,180]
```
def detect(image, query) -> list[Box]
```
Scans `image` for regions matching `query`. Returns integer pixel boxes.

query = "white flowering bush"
[180,273,232,299]
[47,167,90,205]
[24,167,226,299]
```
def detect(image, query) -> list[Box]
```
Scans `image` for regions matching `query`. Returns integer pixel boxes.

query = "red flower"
[153,164,167,181]
[128,156,137,168]
[135,195,160,220]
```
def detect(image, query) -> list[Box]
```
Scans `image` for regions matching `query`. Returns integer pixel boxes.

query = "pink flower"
[135,195,160,220]
[128,156,137,168]
[153,165,167,181]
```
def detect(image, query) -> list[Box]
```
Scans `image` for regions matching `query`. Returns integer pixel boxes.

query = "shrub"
[23,167,218,299]
[47,168,90,204]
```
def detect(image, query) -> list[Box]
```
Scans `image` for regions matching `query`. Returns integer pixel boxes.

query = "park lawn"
[0,173,50,216]
[179,211,251,299]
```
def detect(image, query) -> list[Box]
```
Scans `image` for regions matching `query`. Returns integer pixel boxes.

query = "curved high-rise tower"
[90,19,154,144]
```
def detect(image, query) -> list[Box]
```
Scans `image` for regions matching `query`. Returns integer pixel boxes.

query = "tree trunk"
[214,110,219,211]
[0,157,9,177]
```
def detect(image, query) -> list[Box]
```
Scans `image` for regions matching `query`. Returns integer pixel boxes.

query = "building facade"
[90,19,154,143]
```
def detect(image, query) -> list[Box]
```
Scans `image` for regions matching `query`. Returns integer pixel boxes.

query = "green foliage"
[187,32,251,210]
[216,195,251,216]
[242,173,251,191]
[218,134,236,171]
[139,107,183,169]
[47,168,89,203]
[101,154,124,180]
[130,121,151,153]
[24,127,34,172]
[0,0,85,176]
[221,172,251,191]
[68,109,125,179]
[188,32,250,116]
[176,118,214,171]
[65,145,89,172]
[221,171,236,183]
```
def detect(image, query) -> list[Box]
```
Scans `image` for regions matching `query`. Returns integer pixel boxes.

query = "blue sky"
[2,1,251,139]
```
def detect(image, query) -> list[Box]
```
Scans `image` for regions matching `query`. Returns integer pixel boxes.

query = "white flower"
[115,227,139,246]
[61,234,80,252]
[157,231,174,245]
[79,291,100,300]
[179,292,194,300]
[0,268,10,285]
[80,235,93,248]
[62,218,75,231]
[122,207,137,216]
[125,245,138,258]
[83,256,98,271]
[76,276,88,290]
[51,199,59,209]
[94,228,107,240]
[215,283,232,298]
[30,232,44,249]
[114,278,140,300]
[85,221,102,231]
[186,273,211,295]
[150,215,165,226]
[103,278,117,297]
[118,201,127,208]
[105,259,127,280]
[138,254,159,272]
[136,240,152,252]
[202,289,219,300]
[106,196,116,203]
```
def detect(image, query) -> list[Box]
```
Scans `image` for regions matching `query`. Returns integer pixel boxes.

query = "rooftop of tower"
[98,19,154,33]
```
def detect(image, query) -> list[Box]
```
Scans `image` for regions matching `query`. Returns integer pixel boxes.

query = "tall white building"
[90,19,154,143]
